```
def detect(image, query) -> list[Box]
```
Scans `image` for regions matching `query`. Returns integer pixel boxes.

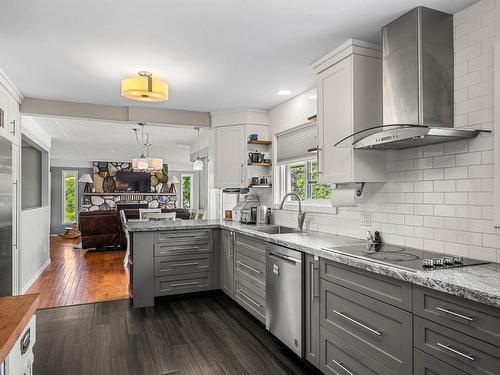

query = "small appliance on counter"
[240,207,257,224]
[232,195,259,223]
[256,205,269,224]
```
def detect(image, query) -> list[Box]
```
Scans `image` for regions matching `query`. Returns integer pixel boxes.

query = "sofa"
[79,208,191,250]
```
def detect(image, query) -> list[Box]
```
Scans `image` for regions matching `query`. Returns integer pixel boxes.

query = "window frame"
[180,173,194,209]
[61,170,78,225]
[275,158,335,213]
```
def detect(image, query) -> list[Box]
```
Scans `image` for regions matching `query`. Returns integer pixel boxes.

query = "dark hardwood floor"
[34,292,319,375]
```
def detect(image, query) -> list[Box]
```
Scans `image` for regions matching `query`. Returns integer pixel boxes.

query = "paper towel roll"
[330,185,364,207]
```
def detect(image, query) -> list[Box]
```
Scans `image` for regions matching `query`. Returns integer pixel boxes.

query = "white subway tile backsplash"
[273,1,500,261]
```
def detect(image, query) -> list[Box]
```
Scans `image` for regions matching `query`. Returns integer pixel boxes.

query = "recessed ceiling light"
[277,90,291,95]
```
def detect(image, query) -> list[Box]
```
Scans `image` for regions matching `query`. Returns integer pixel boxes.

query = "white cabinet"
[11,143,20,295]
[314,39,386,184]
[5,315,36,375]
[0,84,20,145]
[215,125,246,188]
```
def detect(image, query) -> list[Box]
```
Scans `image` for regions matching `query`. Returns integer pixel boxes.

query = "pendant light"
[121,71,168,102]
[193,127,203,171]
[132,122,163,171]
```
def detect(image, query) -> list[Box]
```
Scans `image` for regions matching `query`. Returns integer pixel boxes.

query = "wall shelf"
[247,162,272,167]
[247,140,272,145]
[248,184,272,188]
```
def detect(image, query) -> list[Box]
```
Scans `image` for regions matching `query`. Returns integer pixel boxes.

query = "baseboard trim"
[22,258,51,294]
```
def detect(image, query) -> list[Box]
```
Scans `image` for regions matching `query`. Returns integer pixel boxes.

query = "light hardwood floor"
[27,236,130,309]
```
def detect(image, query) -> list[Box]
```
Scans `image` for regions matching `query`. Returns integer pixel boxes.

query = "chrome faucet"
[279,193,306,231]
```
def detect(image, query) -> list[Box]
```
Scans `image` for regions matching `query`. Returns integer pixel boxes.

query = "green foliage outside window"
[311,162,332,199]
[287,161,331,201]
[64,174,76,223]
[289,164,306,200]
[182,176,192,209]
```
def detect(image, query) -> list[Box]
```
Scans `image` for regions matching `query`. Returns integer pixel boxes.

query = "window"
[284,161,331,201]
[62,171,78,224]
[21,137,49,210]
[276,122,332,209]
[181,174,193,209]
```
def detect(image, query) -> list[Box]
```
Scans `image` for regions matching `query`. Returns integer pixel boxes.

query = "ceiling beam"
[20,97,211,127]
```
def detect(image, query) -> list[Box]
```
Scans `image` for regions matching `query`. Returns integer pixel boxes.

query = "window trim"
[274,159,336,214]
[180,173,194,209]
[61,170,78,225]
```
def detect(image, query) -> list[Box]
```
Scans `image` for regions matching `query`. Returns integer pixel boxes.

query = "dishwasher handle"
[268,251,301,264]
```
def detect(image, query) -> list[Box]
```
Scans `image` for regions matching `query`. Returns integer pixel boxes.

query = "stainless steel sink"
[252,225,304,234]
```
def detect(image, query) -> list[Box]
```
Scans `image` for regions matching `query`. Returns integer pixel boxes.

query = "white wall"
[271,0,500,263]
[20,118,51,292]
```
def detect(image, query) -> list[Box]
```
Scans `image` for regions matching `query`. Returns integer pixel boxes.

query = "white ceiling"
[1,0,477,112]
[26,116,203,170]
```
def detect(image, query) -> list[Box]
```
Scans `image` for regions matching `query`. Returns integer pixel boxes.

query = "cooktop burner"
[322,243,489,272]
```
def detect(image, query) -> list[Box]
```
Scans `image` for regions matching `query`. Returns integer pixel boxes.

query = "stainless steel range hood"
[353,7,481,150]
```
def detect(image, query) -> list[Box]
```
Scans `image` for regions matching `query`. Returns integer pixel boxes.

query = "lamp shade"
[167,176,180,184]
[78,174,94,184]
[193,158,204,171]
[147,158,163,171]
[121,72,168,102]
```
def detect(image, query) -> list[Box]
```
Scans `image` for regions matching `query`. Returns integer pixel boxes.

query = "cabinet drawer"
[155,272,213,296]
[414,286,500,347]
[320,279,412,374]
[156,229,210,242]
[154,240,211,256]
[414,316,500,375]
[414,348,468,375]
[320,259,412,310]
[320,328,398,375]
[155,254,212,276]
[234,276,266,323]
[234,250,265,285]
[234,234,266,256]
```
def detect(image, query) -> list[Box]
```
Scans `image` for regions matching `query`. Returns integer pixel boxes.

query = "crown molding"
[0,67,23,103]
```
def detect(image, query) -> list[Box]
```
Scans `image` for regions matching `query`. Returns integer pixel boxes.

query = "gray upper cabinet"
[305,254,320,368]
[220,229,234,297]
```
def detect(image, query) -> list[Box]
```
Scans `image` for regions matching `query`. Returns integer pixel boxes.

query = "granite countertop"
[124,219,500,309]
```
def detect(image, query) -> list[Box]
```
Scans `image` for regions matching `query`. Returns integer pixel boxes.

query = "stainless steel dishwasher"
[266,243,304,357]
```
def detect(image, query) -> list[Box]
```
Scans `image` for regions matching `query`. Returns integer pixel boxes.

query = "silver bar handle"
[310,262,314,302]
[10,119,15,135]
[236,261,262,274]
[268,251,301,263]
[12,180,17,247]
[332,310,382,336]
[437,342,475,361]
[171,281,199,287]
[236,289,262,308]
[435,307,474,322]
[0,108,4,129]
[331,359,355,375]
[170,262,200,268]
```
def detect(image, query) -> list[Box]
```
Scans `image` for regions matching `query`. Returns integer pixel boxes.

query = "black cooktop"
[322,243,489,272]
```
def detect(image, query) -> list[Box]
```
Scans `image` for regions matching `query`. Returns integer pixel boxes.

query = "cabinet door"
[8,95,19,145]
[216,125,245,188]
[305,255,320,368]
[220,230,234,297]
[0,86,8,140]
[317,56,353,184]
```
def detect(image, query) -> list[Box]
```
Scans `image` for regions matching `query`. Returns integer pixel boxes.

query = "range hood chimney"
[353,7,482,150]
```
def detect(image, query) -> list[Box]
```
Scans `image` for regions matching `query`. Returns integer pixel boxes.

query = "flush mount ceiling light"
[276,89,291,95]
[121,71,168,102]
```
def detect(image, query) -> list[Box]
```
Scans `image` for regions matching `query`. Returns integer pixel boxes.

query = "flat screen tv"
[115,172,150,193]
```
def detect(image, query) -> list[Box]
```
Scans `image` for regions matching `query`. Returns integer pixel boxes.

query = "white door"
[11,143,20,295]
[215,125,245,188]
[318,56,353,184]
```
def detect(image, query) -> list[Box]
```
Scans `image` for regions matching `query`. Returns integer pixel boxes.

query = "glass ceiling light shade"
[193,127,204,171]
[121,71,168,102]
[132,155,148,171]
[147,158,163,171]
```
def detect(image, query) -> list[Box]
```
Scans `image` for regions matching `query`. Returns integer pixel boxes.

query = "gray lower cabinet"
[220,229,234,297]
[414,316,500,375]
[413,286,500,347]
[414,348,468,375]
[305,254,320,368]
[320,278,413,374]
[155,272,213,295]
[232,233,266,323]
[320,327,398,375]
